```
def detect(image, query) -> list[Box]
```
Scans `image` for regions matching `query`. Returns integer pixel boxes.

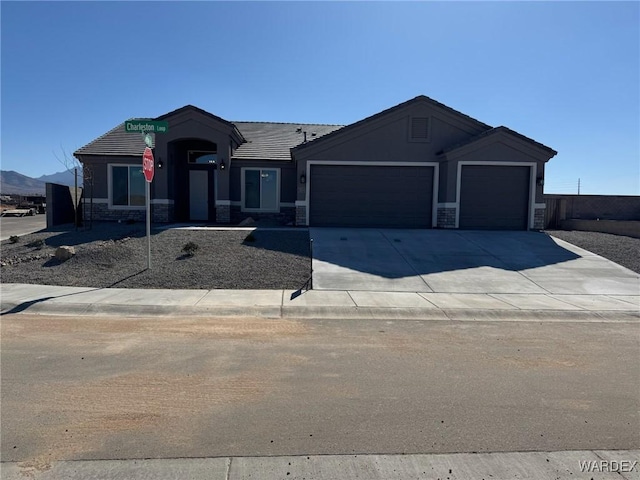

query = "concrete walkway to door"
[309,228,640,296]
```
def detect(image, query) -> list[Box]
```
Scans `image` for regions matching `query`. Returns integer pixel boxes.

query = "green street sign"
[144,133,153,148]
[125,119,169,133]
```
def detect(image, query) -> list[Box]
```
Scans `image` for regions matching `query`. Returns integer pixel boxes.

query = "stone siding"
[437,207,456,228]
[87,203,174,223]
[216,205,231,224]
[153,204,175,223]
[296,205,307,226]
[231,206,295,226]
[533,207,545,230]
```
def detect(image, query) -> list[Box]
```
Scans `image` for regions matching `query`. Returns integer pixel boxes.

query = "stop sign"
[142,147,154,182]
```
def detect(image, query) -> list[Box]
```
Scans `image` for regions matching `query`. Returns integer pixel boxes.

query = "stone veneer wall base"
[86,203,174,223]
[437,207,457,229]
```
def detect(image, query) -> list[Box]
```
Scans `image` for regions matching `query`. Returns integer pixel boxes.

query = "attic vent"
[410,116,430,142]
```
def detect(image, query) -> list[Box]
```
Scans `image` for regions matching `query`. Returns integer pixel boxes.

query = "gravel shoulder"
[545,229,640,273]
[1,223,311,289]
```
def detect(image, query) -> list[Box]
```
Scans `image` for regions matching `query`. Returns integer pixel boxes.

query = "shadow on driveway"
[309,229,579,277]
[305,228,639,295]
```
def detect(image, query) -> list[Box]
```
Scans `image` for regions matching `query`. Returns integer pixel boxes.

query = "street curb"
[2,300,638,322]
[1,450,639,480]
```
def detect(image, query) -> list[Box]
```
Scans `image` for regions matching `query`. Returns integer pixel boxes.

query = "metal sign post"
[125,121,168,270]
[142,147,155,269]
[146,181,151,269]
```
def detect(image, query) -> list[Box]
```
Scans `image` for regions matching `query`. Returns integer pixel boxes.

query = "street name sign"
[125,120,169,133]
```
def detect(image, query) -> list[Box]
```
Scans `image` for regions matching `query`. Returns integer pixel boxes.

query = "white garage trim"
[455,161,538,230]
[305,161,439,227]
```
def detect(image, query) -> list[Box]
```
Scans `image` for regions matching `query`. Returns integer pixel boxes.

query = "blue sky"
[2,1,638,194]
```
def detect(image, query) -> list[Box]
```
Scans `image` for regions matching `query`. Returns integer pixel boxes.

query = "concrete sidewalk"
[1,283,638,321]
[2,450,638,479]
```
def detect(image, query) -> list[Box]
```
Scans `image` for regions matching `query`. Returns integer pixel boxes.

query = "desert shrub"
[182,241,199,257]
[9,235,19,244]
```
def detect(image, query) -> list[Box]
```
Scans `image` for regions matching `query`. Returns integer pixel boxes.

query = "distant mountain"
[38,170,78,186]
[0,171,46,195]
[0,169,80,195]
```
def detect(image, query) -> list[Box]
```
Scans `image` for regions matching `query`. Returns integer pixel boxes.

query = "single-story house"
[74,95,557,230]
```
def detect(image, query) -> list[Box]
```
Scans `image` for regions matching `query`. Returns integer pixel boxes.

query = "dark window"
[243,169,279,211]
[111,165,145,207]
[188,149,217,165]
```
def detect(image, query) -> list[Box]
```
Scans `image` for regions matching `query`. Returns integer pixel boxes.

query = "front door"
[189,170,208,221]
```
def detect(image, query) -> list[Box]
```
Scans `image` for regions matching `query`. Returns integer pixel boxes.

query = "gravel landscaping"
[2,224,637,290]
[545,230,640,274]
[1,223,311,289]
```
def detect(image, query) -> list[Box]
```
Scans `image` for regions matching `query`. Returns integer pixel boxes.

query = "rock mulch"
[1,223,311,290]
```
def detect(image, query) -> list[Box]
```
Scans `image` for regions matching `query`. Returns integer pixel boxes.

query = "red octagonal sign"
[142,147,154,183]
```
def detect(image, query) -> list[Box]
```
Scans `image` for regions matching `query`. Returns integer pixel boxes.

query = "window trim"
[108,163,146,210]
[240,167,281,213]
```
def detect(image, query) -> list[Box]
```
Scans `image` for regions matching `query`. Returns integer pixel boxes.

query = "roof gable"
[291,95,492,155]
[440,126,557,160]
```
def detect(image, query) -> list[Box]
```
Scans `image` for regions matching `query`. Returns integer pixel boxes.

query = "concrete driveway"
[309,228,640,295]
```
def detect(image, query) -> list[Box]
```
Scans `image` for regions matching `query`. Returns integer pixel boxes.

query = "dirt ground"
[2,313,638,472]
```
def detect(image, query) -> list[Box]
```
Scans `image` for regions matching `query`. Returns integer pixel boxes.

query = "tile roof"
[74,122,153,157]
[74,120,343,160]
[231,122,344,161]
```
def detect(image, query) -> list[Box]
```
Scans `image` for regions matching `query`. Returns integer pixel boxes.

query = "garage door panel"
[460,165,530,230]
[310,165,433,228]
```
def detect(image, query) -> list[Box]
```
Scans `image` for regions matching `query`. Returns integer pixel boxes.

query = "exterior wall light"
[220,158,226,170]
[156,158,164,169]
[300,174,306,184]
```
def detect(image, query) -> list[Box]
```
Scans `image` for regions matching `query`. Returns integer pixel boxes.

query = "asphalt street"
[2,313,638,468]
[0,214,46,241]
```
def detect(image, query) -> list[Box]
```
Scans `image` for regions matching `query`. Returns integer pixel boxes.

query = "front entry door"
[189,170,208,221]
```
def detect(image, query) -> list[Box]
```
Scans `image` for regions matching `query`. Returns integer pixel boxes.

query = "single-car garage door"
[459,165,530,230]
[309,165,433,227]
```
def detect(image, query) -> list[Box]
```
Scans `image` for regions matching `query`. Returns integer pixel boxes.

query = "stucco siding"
[297,112,484,164]
[295,103,487,204]
[80,156,142,200]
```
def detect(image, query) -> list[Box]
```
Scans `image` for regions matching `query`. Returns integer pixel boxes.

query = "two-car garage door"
[309,165,434,227]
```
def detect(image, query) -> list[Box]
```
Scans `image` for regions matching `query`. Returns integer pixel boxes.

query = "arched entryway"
[169,138,219,222]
